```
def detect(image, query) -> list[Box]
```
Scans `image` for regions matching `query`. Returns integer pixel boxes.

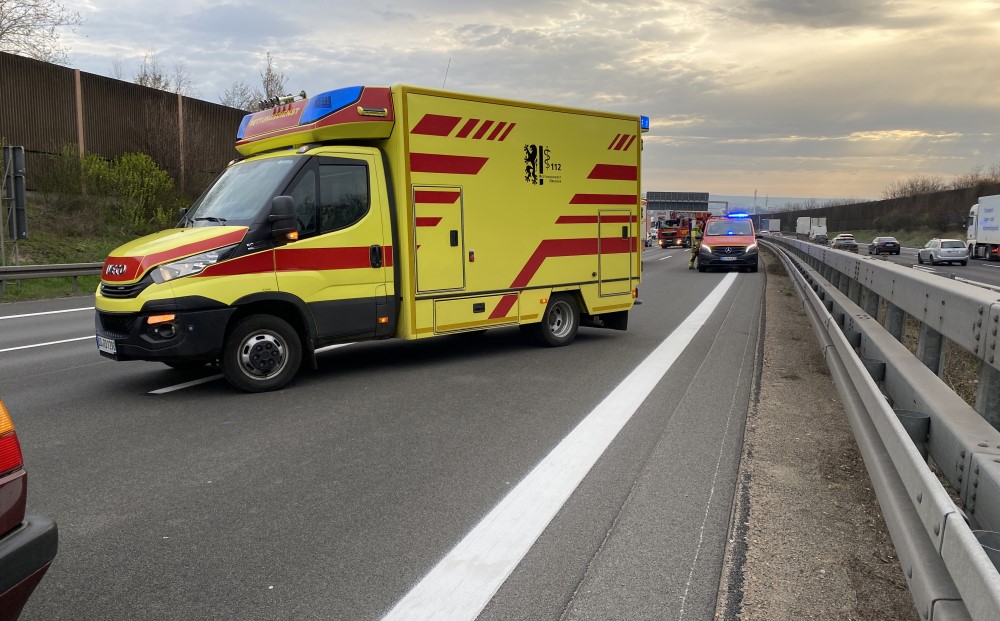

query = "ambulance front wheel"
[533,293,579,347]
[222,315,302,392]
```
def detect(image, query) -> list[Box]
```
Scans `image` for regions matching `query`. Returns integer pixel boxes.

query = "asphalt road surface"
[2,244,761,621]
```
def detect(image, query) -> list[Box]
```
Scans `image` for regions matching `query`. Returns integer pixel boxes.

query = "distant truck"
[968,195,1000,260]
[760,218,780,233]
[795,216,827,240]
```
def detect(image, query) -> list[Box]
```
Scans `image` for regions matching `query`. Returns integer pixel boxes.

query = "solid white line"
[659,255,673,260]
[0,306,93,320]
[149,375,223,394]
[0,336,94,353]
[382,272,739,621]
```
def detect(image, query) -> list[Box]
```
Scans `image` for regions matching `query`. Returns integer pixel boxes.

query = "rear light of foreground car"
[0,402,22,476]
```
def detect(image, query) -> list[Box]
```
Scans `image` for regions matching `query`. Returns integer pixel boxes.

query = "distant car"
[0,399,57,620]
[917,238,968,266]
[832,235,859,252]
[868,236,900,255]
[812,234,829,245]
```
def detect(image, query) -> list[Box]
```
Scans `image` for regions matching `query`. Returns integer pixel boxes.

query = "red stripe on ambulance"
[489,294,519,320]
[588,164,637,181]
[103,229,248,282]
[569,194,637,205]
[410,153,488,175]
[556,215,636,224]
[414,190,461,204]
[415,217,442,227]
[411,114,462,136]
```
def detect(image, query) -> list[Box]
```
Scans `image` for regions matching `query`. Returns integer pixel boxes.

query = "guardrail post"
[848,279,862,306]
[975,365,1000,431]
[918,324,945,378]
[886,303,906,343]
[864,288,881,319]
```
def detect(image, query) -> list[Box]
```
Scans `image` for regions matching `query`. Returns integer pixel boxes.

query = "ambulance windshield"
[184,156,300,227]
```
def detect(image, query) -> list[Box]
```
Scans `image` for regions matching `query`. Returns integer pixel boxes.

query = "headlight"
[745,243,758,253]
[699,243,712,253]
[151,245,237,283]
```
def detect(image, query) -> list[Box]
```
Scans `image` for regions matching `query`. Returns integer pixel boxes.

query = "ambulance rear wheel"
[534,293,579,347]
[222,315,302,392]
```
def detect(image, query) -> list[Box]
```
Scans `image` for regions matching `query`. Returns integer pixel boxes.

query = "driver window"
[287,168,318,236]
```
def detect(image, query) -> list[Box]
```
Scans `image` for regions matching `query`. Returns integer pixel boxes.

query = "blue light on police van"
[640,115,650,132]
[299,86,364,125]
[728,212,750,218]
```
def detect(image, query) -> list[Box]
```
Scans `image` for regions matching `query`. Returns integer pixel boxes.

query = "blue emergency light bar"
[640,116,650,132]
[727,212,750,218]
[299,86,364,125]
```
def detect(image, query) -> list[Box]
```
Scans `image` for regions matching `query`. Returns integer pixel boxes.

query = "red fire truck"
[657,210,711,248]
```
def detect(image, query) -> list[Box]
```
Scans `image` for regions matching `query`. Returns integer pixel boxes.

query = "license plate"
[96,335,117,355]
[721,256,737,261]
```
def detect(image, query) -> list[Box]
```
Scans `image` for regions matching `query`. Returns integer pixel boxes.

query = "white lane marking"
[659,255,674,260]
[0,336,93,353]
[383,272,739,621]
[0,306,93,320]
[150,375,223,394]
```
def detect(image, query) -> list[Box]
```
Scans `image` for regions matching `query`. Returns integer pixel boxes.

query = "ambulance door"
[599,210,633,296]
[275,153,391,340]
[413,186,465,293]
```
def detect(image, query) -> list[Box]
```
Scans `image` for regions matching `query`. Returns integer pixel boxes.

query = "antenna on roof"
[443,58,451,88]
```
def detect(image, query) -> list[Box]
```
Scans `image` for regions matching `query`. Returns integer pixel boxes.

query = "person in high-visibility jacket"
[688,219,704,269]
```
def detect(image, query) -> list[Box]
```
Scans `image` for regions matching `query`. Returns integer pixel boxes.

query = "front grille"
[97,313,136,339]
[100,279,151,299]
[710,245,747,257]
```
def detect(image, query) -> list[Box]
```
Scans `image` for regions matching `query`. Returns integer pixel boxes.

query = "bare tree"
[881,174,948,199]
[131,50,197,95]
[0,0,82,64]
[259,50,287,99]
[219,50,289,110]
[219,80,258,111]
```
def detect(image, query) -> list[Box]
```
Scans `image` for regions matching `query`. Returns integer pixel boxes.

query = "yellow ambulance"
[95,85,647,391]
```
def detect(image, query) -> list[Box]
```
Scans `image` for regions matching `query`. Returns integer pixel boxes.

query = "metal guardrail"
[766,238,1000,621]
[0,262,103,294]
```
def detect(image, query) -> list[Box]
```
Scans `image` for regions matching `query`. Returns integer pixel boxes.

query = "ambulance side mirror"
[269,196,299,241]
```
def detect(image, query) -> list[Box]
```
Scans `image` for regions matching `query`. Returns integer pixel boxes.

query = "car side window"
[317,159,370,233]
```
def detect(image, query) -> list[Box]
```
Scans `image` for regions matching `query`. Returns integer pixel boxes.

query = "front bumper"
[698,246,758,269]
[0,514,57,620]
[95,299,236,363]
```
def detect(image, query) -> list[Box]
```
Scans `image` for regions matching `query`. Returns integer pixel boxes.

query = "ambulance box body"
[95,85,646,392]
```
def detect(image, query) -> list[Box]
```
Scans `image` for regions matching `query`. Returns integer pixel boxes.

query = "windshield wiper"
[192,216,228,224]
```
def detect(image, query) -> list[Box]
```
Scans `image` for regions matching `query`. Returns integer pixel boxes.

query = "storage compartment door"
[414,186,465,293]
[599,210,633,296]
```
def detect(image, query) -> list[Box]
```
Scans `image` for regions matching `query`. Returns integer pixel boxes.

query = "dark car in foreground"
[0,399,57,620]
[917,238,968,266]
[869,236,901,255]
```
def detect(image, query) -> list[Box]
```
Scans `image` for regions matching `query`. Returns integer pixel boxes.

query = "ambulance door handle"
[369,244,383,268]
[450,230,459,247]
[621,226,628,239]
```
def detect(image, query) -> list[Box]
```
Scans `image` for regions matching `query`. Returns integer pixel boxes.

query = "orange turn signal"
[539,297,548,305]
[147,314,176,325]
[377,316,389,325]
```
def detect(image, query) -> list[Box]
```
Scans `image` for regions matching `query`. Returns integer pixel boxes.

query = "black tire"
[960,261,967,266]
[532,293,579,347]
[750,264,758,273]
[222,315,302,392]
[917,254,923,264]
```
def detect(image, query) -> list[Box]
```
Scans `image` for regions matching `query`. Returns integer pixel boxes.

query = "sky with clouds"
[61,0,1000,203]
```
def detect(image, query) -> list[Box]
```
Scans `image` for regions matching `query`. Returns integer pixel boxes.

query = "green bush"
[107,152,179,232]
